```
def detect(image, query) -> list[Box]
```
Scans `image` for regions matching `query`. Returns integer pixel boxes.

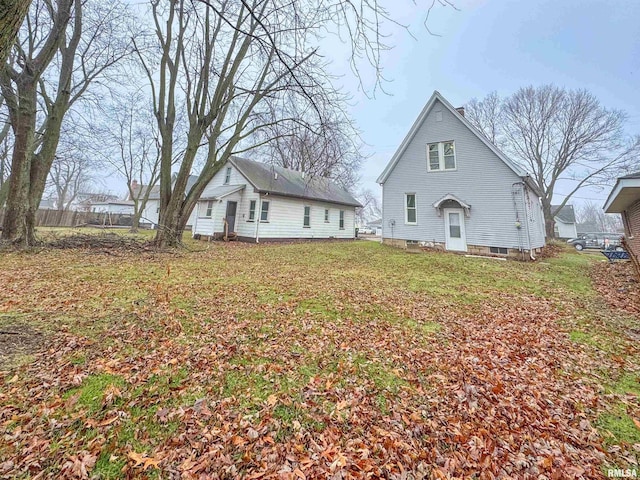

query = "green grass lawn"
[1,235,639,478]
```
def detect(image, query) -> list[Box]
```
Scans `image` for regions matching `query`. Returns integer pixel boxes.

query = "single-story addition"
[552,204,578,239]
[192,156,361,242]
[377,91,546,258]
[604,171,640,265]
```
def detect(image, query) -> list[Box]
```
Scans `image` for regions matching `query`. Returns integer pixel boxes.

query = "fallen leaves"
[1,241,639,478]
[127,450,161,470]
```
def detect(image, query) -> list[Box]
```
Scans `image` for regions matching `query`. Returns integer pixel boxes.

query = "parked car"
[567,232,624,251]
[359,227,374,235]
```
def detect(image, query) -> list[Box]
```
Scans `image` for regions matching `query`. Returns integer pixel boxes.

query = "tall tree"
[257,99,363,192]
[466,86,640,238]
[97,90,163,232]
[1,0,133,245]
[138,0,392,247]
[356,188,381,225]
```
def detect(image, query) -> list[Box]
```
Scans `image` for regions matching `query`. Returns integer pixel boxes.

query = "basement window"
[490,247,508,255]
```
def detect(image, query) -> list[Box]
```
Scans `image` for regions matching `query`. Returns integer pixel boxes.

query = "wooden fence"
[0,209,134,228]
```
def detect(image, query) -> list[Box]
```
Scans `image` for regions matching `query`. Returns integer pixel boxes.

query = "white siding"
[192,162,357,240]
[555,220,577,239]
[91,204,134,214]
[141,200,159,225]
[140,199,196,228]
[381,98,545,250]
[256,195,356,240]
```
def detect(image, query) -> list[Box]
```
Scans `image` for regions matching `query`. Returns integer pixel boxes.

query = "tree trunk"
[0,0,32,66]
[541,199,556,240]
[2,82,37,245]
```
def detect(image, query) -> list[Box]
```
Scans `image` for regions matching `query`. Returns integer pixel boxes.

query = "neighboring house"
[604,171,640,265]
[552,204,578,239]
[89,201,135,214]
[75,192,119,212]
[130,176,198,229]
[376,91,546,258]
[192,156,361,242]
[367,218,382,236]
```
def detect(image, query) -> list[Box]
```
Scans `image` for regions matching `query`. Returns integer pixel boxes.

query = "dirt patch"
[0,323,45,370]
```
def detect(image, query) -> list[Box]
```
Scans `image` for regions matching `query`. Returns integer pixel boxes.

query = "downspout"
[519,182,536,260]
[254,194,261,243]
[511,183,525,261]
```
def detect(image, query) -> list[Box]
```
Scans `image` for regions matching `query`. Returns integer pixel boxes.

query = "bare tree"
[576,200,623,233]
[96,90,162,232]
[465,91,503,145]
[356,188,381,225]
[1,0,134,245]
[46,126,96,212]
[466,85,640,238]
[137,0,424,247]
[257,99,364,192]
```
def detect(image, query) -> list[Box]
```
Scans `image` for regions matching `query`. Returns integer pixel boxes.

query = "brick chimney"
[455,106,465,117]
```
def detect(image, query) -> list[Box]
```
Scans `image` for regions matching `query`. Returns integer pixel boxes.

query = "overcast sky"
[346,0,640,207]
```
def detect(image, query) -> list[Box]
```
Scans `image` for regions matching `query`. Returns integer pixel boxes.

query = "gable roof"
[229,156,362,208]
[376,91,531,186]
[551,204,576,224]
[199,184,246,201]
[620,171,640,180]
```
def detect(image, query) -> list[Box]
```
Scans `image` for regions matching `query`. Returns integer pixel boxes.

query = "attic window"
[427,141,456,171]
[224,167,231,184]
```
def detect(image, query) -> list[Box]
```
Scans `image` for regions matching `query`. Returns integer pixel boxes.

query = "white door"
[444,208,467,252]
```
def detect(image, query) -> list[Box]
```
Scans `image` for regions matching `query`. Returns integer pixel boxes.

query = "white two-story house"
[377,91,545,258]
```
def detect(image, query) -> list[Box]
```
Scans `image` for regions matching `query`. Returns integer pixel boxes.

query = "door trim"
[443,207,467,252]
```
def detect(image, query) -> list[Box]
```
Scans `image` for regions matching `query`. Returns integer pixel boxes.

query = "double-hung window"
[303,206,311,227]
[339,210,345,230]
[427,141,456,171]
[405,193,417,224]
[324,209,329,223]
[248,200,256,221]
[260,201,270,221]
[204,200,214,218]
[224,167,232,184]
